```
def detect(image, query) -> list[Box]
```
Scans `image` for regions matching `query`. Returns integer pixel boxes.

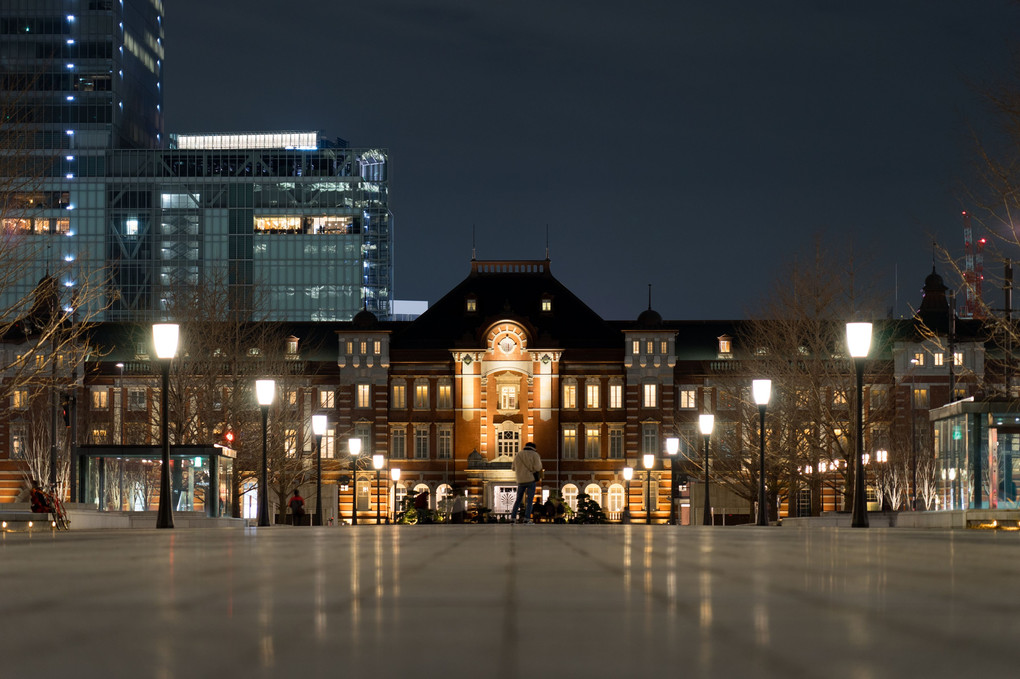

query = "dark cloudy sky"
[166,0,1018,321]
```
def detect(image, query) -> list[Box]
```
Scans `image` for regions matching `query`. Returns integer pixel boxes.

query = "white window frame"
[562,426,578,459]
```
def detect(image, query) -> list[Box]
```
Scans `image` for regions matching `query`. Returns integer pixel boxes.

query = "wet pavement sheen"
[2,525,1018,678]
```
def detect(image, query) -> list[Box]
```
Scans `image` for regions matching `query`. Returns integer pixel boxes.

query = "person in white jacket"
[511,442,543,523]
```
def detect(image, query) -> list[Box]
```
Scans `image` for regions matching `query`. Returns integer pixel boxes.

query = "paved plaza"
[2,524,1019,678]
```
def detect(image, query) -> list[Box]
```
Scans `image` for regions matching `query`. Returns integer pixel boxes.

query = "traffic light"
[60,394,70,427]
[224,429,235,446]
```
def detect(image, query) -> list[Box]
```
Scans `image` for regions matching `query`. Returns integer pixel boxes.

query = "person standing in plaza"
[511,442,543,524]
[289,489,306,525]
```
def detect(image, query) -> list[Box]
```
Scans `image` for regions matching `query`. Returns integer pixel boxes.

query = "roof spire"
[471,225,476,261]
[545,224,550,260]
[648,283,652,310]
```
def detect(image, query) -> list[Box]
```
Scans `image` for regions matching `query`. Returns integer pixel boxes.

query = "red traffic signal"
[224,429,235,445]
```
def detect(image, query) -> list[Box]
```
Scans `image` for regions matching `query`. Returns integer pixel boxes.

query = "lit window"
[466,298,476,312]
[414,382,429,409]
[563,383,577,409]
[284,428,297,457]
[607,484,625,513]
[438,383,453,409]
[12,389,29,409]
[497,427,520,456]
[933,353,944,367]
[643,383,657,408]
[609,384,623,409]
[585,427,601,459]
[718,336,732,354]
[346,340,354,354]
[392,383,406,409]
[92,388,108,409]
[646,340,654,354]
[125,218,138,235]
[319,389,335,408]
[321,432,336,459]
[360,341,367,355]
[373,340,381,355]
[357,384,371,408]
[563,426,578,459]
[632,340,640,355]
[541,298,552,312]
[679,388,696,409]
[660,341,668,354]
[912,352,925,367]
[562,484,578,511]
[954,352,964,366]
[500,385,517,410]
[585,382,600,409]
[913,388,929,408]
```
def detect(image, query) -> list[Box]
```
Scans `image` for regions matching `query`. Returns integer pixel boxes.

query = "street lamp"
[753,379,772,526]
[665,436,679,524]
[643,453,655,524]
[373,454,385,524]
[349,436,362,525]
[312,414,327,526]
[390,467,401,523]
[847,321,873,528]
[699,413,715,526]
[255,378,275,527]
[622,466,633,523]
[152,323,179,529]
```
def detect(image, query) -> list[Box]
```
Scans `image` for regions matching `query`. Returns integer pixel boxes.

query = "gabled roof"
[390,259,622,351]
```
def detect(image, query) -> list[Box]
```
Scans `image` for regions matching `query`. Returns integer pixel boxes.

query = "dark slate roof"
[389,259,623,351]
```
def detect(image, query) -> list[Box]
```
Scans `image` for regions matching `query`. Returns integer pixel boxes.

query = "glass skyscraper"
[0,1,392,322]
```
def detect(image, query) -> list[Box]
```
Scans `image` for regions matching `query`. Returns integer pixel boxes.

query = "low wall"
[783,510,1020,529]
[63,505,246,530]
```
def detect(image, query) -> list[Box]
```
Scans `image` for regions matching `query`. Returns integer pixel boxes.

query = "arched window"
[436,483,453,511]
[607,484,625,513]
[562,483,579,511]
[413,483,430,509]
[584,483,602,507]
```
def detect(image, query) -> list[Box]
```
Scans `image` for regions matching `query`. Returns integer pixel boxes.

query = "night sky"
[167,1,1019,322]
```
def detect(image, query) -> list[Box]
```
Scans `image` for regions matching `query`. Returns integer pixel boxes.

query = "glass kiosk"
[74,444,235,517]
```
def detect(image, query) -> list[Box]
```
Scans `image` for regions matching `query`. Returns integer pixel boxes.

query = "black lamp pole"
[156,357,174,529]
[851,356,869,527]
[702,433,711,526]
[756,403,768,526]
[258,403,271,527]
[314,432,323,526]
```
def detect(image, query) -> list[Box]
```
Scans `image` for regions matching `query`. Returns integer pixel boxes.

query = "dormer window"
[285,336,299,360]
[718,335,732,355]
[466,297,477,313]
[541,297,552,312]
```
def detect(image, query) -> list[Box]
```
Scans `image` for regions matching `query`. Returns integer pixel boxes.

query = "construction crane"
[962,210,985,318]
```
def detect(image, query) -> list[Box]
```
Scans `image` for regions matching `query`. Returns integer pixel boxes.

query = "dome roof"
[352,307,378,329]
[636,307,663,329]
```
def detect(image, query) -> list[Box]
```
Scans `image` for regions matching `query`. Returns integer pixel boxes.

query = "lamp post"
[847,321,873,528]
[349,437,362,525]
[390,468,401,523]
[665,436,679,524]
[622,466,633,523]
[699,413,715,526]
[373,454,385,524]
[312,414,327,526]
[255,379,275,527]
[753,379,772,526]
[643,453,655,524]
[152,323,179,529]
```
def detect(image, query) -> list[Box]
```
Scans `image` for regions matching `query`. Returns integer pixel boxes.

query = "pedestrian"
[510,442,543,524]
[289,489,306,525]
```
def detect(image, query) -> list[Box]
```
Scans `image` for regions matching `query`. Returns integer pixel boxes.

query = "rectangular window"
[391,384,406,409]
[91,428,108,445]
[500,385,517,410]
[646,340,654,354]
[563,426,578,459]
[679,388,697,409]
[357,384,371,409]
[632,340,640,355]
[585,427,601,459]
[414,383,429,409]
[438,383,453,409]
[497,428,520,456]
[438,429,452,459]
[391,428,406,459]
[93,388,110,411]
[913,388,929,409]
[541,298,552,312]
[12,389,28,409]
[586,382,600,409]
[284,428,298,457]
[415,427,429,459]
[11,430,25,459]
[128,387,146,411]
[346,340,354,354]
[642,423,658,455]
[609,384,623,409]
[563,384,577,409]
[359,341,367,354]
[660,341,668,355]
[321,432,336,459]
[319,389,335,408]
[933,353,945,367]
[912,352,925,367]
[954,351,964,366]
[373,340,381,355]
[609,428,624,459]
[642,383,657,408]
